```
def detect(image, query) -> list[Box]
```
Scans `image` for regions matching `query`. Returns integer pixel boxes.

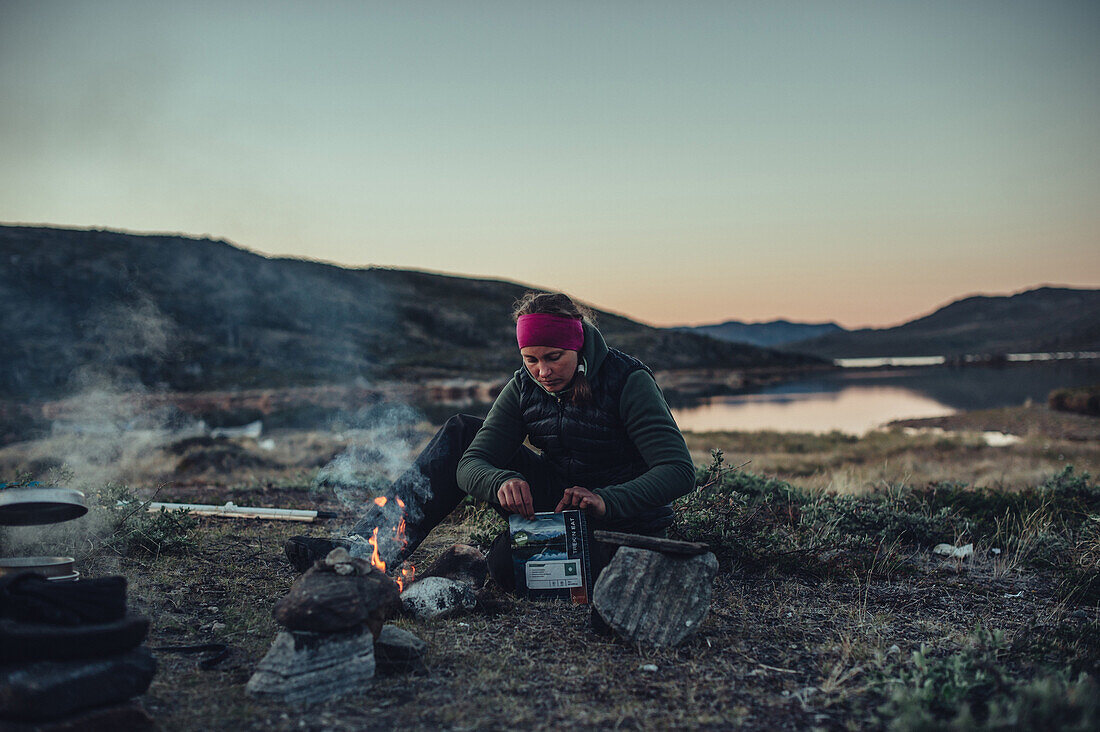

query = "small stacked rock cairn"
[0,573,157,730]
[247,547,426,704]
[591,531,718,648]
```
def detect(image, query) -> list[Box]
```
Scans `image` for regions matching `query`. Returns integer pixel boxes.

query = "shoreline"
[888,403,1100,442]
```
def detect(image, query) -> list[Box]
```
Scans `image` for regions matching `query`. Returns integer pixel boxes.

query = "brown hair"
[511,291,597,326]
[512,292,595,405]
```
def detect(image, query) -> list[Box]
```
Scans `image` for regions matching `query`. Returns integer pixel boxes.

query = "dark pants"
[352,413,662,589]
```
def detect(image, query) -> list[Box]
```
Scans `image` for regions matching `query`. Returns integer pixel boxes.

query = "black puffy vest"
[516,348,674,532]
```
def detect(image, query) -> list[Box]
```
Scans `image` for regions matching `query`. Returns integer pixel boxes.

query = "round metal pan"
[0,487,88,526]
[0,556,75,578]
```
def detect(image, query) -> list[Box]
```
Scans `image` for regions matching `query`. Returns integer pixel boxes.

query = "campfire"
[249,538,493,705]
[364,496,415,591]
[247,542,407,704]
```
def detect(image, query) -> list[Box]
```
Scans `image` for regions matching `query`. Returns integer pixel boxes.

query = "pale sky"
[1,1,1098,328]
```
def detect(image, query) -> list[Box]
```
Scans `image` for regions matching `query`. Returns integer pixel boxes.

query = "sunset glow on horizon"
[2,1,1097,329]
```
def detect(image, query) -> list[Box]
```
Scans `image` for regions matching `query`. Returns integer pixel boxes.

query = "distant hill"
[678,319,845,347]
[0,225,822,398]
[787,287,1100,358]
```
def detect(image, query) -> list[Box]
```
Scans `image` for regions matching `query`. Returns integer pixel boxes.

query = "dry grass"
[682,421,1100,497]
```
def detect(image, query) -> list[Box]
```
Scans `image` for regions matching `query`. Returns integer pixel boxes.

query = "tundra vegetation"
[1050,384,1100,418]
[2,412,1099,730]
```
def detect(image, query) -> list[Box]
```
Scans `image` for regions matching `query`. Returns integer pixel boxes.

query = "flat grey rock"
[245,629,375,705]
[592,547,718,648]
[400,577,476,620]
[374,625,427,674]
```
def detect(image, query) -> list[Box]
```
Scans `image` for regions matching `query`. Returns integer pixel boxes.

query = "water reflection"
[671,358,1100,435]
[672,386,954,435]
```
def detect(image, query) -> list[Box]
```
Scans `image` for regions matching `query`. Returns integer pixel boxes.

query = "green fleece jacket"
[455,323,696,521]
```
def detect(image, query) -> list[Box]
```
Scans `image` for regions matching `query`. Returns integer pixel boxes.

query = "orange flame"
[398,563,415,591]
[393,513,413,591]
[366,497,414,591]
[367,527,386,573]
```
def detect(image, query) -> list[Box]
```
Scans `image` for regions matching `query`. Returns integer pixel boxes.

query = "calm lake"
[670,356,1100,435]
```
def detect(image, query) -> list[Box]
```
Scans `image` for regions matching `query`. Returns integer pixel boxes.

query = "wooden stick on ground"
[592,530,710,555]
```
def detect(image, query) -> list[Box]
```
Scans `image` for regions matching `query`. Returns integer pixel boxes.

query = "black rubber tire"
[0,613,149,663]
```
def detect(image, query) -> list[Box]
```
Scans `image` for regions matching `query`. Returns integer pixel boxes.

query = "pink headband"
[516,314,583,351]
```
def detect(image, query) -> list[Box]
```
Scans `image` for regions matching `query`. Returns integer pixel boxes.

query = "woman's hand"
[554,486,606,517]
[497,478,534,519]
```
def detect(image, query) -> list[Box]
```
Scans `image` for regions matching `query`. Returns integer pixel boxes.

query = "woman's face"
[520,346,579,393]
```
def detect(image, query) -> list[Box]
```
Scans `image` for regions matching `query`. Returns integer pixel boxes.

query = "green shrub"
[918,481,1035,540]
[673,464,919,577]
[723,470,812,505]
[1060,516,1100,607]
[673,461,1096,579]
[673,465,809,570]
[909,469,1096,562]
[675,454,809,552]
[883,626,1099,731]
[883,626,1012,730]
[1049,384,1100,417]
[1040,467,1100,512]
[806,495,962,548]
[984,672,1100,731]
[97,484,198,556]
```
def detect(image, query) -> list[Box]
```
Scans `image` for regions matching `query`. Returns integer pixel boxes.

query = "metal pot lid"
[0,556,75,578]
[0,487,88,526]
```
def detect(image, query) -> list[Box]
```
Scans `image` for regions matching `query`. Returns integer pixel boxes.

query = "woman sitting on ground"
[287,292,696,586]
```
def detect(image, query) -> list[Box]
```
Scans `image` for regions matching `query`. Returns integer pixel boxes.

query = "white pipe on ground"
[145,501,323,522]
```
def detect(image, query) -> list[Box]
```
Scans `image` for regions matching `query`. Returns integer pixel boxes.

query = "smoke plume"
[1,296,195,557]
[312,402,433,564]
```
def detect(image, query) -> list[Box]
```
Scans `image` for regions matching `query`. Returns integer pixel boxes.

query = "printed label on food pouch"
[525,559,583,589]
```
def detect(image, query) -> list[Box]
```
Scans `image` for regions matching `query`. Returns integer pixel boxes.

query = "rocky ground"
[77,507,1091,731]
[3,404,1099,730]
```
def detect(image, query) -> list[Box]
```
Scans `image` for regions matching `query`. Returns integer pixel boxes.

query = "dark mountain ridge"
[787,287,1100,358]
[0,225,821,399]
[678,319,845,347]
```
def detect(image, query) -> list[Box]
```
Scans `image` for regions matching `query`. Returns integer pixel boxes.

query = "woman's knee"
[441,413,484,440]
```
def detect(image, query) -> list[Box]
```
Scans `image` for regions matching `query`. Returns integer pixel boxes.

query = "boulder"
[274,550,401,637]
[0,647,156,722]
[420,544,488,589]
[400,577,476,620]
[374,625,428,674]
[592,547,718,648]
[245,629,376,705]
